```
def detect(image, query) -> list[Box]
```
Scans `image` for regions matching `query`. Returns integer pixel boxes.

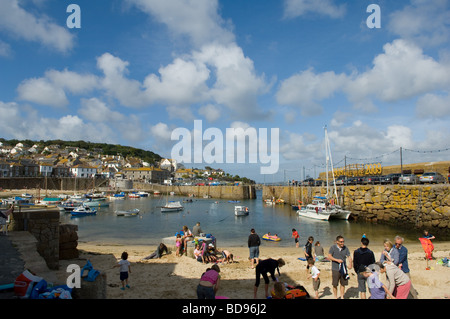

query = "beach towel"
[339,261,350,280]
[14,270,43,299]
[419,238,434,260]
[81,260,100,282]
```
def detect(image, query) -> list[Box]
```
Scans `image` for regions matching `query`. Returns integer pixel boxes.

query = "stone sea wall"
[262,185,450,235]
[133,183,257,200]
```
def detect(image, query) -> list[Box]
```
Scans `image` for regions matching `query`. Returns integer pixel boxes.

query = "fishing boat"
[109,192,126,200]
[234,205,249,216]
[83,199,109,208]
[57,201,82,212]
[138,191,149,197]
[161,201,184,212]
[3,196,33,205]
[115,208,140,216]
[35,197,63,205]
[71,205,97,216]
[128,192,141,199]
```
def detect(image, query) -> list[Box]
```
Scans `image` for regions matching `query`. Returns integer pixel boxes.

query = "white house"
[160,158,177,172]
[39,163,53,176]
[70,165,97,178]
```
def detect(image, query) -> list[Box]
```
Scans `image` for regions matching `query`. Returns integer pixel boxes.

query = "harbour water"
[59,190,425,249]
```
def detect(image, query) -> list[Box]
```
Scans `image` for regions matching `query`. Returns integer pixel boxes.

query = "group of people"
[249,227,425,299]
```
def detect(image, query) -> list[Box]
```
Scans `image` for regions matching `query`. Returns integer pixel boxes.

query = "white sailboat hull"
[297,208,331,221]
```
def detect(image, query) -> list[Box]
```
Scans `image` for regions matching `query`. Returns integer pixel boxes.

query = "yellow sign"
[333,163,382,178]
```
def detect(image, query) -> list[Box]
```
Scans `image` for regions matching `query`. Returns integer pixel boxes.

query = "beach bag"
[14,270,43,298]
[285,285,310,299]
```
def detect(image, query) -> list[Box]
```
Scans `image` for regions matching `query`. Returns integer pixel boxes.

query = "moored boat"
[115,208,140,216]
[71,205,97,216]
[234,205,249,216]
[161,201,183,212]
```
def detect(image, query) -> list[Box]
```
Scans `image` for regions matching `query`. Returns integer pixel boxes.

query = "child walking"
[114,251,131,290]
[291,229,300,248]
[307,258,320,299]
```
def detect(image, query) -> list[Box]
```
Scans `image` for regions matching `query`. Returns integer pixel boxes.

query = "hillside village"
[0,140,254,185]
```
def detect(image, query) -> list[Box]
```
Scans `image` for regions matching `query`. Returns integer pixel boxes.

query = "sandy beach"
[54,240,450,299]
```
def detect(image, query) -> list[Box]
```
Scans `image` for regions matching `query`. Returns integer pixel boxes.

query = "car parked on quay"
[419,172,446,184]
[381,173,402,184]
[398,174,419,184]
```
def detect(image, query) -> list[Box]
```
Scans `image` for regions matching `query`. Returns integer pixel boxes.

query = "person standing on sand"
[328,235,352,299]
[378,261,411,299]
[248,228,261,269]
[253,258,285,299]
[114,251,131,290]
[353,237,375,299]
[292,228,300,248]
[394,235,418,299]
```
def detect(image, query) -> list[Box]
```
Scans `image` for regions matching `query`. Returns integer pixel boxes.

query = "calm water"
[59,190,425,249]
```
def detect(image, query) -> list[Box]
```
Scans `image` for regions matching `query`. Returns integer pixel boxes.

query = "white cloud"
[194,43,271,120]
[127,0,235,46]
[17,77,68,107]
[283,0,346,19]
[345,39,450,104]
[17,69,99,107]
[0,0,74,53]
[388,0,450,47]
[277,39,450,116]
[97,53,149,107]
[79,98,123,123]
[198,104,221,122]
[150,122,172,141]
[276,68,347,116]
[416,93,450,118]
[143,57,211,106]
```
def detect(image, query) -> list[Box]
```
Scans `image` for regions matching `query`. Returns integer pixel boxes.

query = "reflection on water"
[60,190,424,248]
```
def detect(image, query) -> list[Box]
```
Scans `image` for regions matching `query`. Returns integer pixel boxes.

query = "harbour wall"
[0,177,108,192]
[133,183,257,200]
[262,185,450,235]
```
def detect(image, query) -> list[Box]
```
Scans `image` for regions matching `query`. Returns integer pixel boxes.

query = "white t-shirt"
[310,265,320,279]
[119,259,130,272]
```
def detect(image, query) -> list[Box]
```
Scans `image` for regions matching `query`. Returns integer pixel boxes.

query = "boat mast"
[324,126,339,205]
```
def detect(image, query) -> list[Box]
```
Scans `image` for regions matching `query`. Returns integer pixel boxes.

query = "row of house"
[0,142,228,184]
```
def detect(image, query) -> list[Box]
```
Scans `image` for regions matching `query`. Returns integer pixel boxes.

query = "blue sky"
[0,0,449,182]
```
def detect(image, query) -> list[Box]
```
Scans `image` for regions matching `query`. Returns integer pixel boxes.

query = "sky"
[0,0,449,182]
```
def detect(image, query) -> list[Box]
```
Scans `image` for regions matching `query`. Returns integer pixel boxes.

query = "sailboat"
[160,189,183,213]
[297,126,351,221]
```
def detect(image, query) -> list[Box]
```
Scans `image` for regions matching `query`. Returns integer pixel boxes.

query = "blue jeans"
[249,246,260,259]
[197,284,215,299]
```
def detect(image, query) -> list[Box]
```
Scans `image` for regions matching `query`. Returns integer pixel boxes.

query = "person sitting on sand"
[143,243,168,260]
[194,244,203,262]
[271,282,287,299]
[175,234,183,257]
[314,241,325,261]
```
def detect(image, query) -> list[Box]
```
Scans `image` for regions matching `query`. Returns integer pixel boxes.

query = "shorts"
[249,246,260,259]
[331,270,348,287]
[294,238,299,243]
[120,271,128,281]
[357,272,367,292]
[312,277,320,291]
